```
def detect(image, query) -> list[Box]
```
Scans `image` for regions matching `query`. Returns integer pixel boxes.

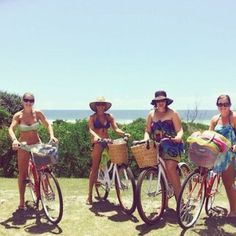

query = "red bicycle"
[20,142,63,225]
[176,166,222,229]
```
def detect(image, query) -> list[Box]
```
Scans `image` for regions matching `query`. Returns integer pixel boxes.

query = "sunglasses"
[156,99,166,103]
[217,103,230,107]
[23,98,34,103]
[96,102,106,106]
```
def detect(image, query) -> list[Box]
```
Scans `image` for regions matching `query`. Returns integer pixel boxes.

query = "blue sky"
[1,0,236,110]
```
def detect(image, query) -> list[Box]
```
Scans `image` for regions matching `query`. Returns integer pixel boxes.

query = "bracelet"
[12,138,17,142]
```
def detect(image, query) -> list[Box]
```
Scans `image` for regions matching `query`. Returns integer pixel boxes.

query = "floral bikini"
[151,119,184,162]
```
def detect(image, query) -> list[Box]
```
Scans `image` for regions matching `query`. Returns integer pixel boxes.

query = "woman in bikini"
[144,90,184,202]
[87,96,129,205]
[209,94,236,217]
[8,92,58,210]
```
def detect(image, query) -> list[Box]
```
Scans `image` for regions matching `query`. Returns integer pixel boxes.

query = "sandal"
[18,204,27,211]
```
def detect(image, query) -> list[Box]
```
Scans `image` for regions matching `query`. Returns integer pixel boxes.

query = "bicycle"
[19,141,63,225]
[176,166,223,229]
[95,136,136,215]
[133,139,190,225]
[176,131,231,229]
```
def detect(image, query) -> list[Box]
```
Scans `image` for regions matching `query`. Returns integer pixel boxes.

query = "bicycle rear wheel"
[115,165,136,215]
[205,172,223,216]
[136,166,166,225]
[95,168,109,200]
[177,169,206,229]
[40,171,63,224]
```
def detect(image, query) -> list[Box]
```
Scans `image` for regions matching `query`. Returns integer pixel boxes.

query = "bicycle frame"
[97,162,121,190]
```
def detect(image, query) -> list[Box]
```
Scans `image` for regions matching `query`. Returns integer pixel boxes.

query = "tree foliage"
[0,90,209,177]
[0,116,208,178]
[0,90,22,126]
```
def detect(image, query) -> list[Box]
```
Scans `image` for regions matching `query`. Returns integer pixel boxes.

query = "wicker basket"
[108,138,128,164]
[131,141,158,168]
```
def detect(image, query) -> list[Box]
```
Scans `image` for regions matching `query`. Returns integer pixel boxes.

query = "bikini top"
[18,122,40,132]
[214,113,236,145]
[93,114,111,129]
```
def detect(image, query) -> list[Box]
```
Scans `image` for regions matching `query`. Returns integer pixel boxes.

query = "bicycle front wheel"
[95,168,109,200]
[177,169,206,229]
[40,171,63,224]
[115,165,136,215]
[136,167,166,225]
[205,173,223,216]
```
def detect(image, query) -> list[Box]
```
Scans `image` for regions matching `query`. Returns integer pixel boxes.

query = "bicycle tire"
[95,168,109,200]
[115,165,136,215]
[205,173,223,216]
[177,168,206,229]
[136,166,166,225]
[40,171,63,224]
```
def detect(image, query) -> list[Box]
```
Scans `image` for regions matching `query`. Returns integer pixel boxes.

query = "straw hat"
[151,90,173,106]
[89,96,112,112]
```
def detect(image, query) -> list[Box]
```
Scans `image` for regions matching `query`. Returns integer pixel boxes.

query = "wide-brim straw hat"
[89,96,112,112]
[151,90,173,106]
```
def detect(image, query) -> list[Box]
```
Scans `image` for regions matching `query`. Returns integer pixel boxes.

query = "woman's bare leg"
[222,162,236,216]
[165,160,181,202]
[87,144,103,204]
[17,149,30,208]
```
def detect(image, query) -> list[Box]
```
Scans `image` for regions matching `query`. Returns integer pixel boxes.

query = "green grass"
[0,177,236,236]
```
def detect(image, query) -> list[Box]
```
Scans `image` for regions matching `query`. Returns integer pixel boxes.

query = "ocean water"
[42,109,218,125]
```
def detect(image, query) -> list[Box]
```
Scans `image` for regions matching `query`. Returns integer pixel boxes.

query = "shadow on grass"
[88,199,139,223]
[135,207,178,236]
[197,215,236,236]
[0,201,62,234]
[179,207,236,236]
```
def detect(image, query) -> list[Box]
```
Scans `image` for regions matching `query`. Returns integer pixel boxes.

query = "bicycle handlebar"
[96,135,129,147]
[132,137,171,146]
[18,141,58,152]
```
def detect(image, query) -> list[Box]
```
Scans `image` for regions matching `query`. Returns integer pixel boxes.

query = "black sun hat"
[151,90,173,106]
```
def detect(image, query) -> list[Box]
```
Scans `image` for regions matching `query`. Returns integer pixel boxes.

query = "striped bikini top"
[18,122,40,132]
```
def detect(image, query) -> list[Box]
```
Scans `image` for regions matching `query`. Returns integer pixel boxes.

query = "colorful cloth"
[151,119,183,162]
[213,124,236,173]
[100,148,110,168]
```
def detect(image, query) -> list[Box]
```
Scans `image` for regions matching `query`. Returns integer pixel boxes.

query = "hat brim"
[89,102,112,112]
[151,98,173,106]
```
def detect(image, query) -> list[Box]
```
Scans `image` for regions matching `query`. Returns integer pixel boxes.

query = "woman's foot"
[86,197,93,205]
[18,204,27,211]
